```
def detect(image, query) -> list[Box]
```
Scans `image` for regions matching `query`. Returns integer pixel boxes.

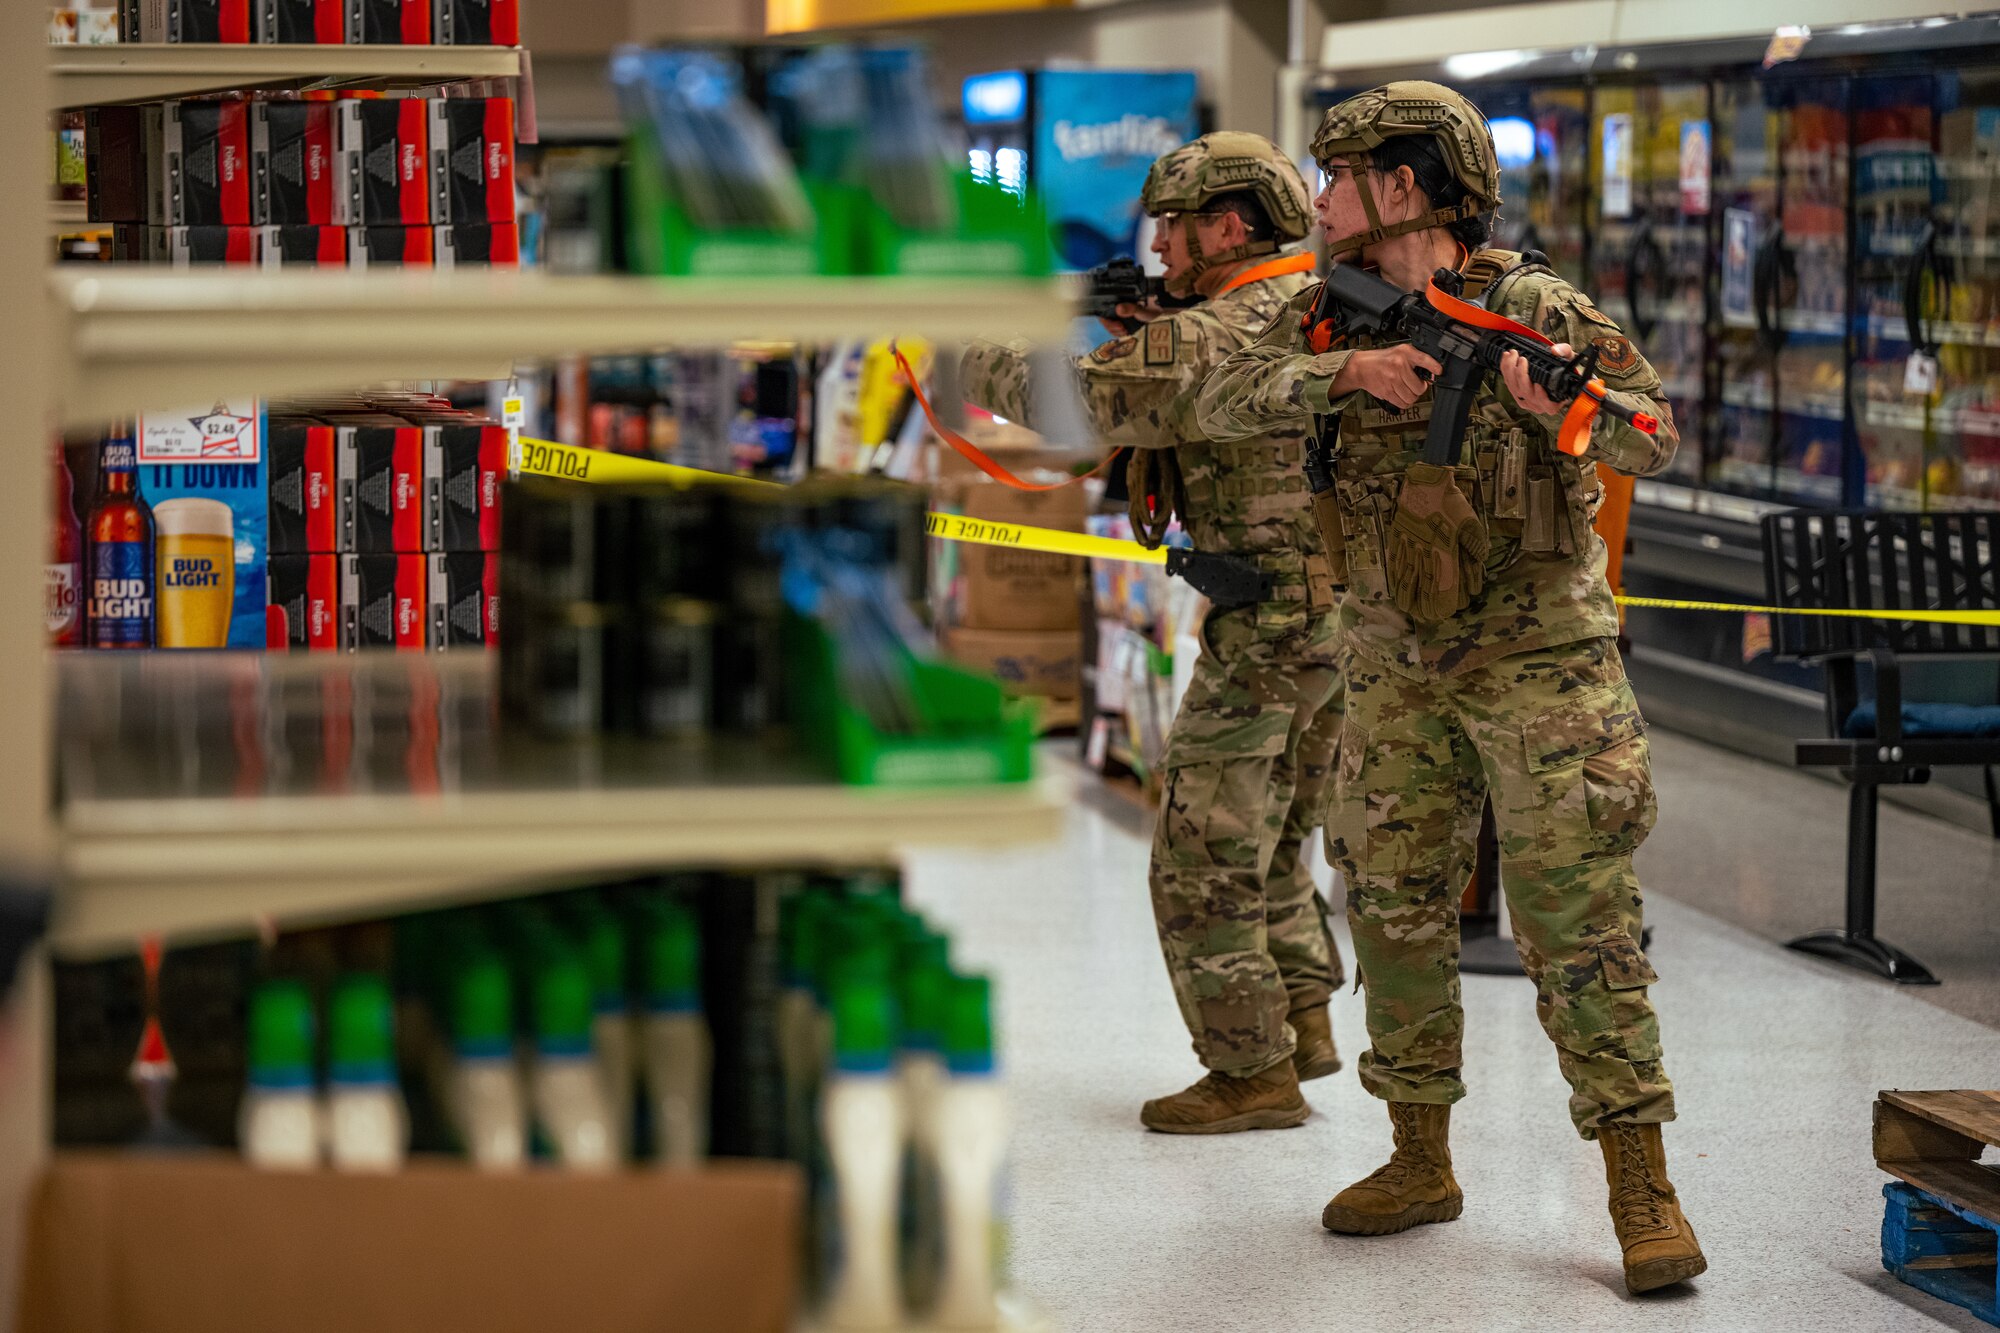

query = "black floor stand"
[1785,782,1940,986]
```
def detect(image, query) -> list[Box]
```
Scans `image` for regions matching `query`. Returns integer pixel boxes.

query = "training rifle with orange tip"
[1301,262,1661,468]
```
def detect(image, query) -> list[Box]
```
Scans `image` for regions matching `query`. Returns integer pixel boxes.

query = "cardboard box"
[137,0,252,41]
[434,0,518,44]
[339,423,424,553]
[161,101,255,227]
[253,101,336,225]
[343,553,427,650]
[349,0,430,42]
[942,625,1082,699]
[267,419,338,553]
[428,550,499,648]
[85,105,149,223]
[435,220,520,267]
[428,96,515,224]
[423,423,505,551]
[350,224,435,267]
[267,553,340,650]
[257,0,342,40]
[941,477,1087,632]
[334,99,429,226]
[21,1153,800,1333]
[259,223,348,267]
[122,226,260,265]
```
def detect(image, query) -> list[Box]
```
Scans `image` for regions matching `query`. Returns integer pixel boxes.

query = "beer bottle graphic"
[87,425,155,649]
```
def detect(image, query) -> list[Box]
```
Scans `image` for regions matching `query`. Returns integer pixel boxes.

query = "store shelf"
[50,267,1074,427]
[1869,313,2000,349]
[52,653,1067,956]
[1718,382,1844,422]
[1864,401,2000,436]
[1779,309,1846,338]
[48,43,522,109]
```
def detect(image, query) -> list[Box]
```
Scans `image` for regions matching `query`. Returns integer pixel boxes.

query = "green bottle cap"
[943,973,995,1075]
[328,974,397,1087]
[576,904,628,1017]
[246,980,315,1091]
[533,951,595,1058]
[642,900,701,1014]
[899,934,951,1054]
[452,950,514,1060]
[832,976,896,1075]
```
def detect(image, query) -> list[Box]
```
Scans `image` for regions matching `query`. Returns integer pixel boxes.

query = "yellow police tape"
[514,437,2000,627]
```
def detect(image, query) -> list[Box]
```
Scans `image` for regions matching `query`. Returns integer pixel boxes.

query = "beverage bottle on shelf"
[325,974,409,1172]
[240,980,322,1169]
[777,889,829,1162]
[897,927,951,1314]
[86,425,154,649]
[530,946,616,1170]
[822,947,906,1330]
[48,445,82,647]
[932,974,1009,1330]
[577,901,635,1158]
[450,947,527,1169]
[640,897,710,1166]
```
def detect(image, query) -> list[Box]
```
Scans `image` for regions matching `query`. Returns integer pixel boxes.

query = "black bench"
[1762,510,2000,986]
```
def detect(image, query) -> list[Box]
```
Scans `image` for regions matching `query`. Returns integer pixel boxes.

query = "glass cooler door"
[1919,66,2000,509]
[1484,83,1589,282]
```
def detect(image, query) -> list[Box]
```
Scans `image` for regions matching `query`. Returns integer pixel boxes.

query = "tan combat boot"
[1598,1122,1707,1293]
[1290,1005,1343,1082]
[1140,1062,1309,1134]
[1321,1101,1463,1235]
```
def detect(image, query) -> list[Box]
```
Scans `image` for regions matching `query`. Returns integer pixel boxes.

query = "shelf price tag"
[1904,351,1939,397]
[503,374,526,480]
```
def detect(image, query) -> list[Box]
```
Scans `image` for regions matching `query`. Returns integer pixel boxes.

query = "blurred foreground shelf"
[48,42,524,109]
[53,652,1065,957]
[50,268,1073,428]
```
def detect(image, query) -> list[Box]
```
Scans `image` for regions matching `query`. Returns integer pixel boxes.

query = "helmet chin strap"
[1324,152,1483,264]
[1164,212,1280,297]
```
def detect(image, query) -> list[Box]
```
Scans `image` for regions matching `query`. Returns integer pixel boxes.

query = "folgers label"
[344,554,427,652]
[423,424,505,552]
[428,551,500,648]
[88,542,154,647]
[268,554,339,651]
[163,102,254,227]
[348,0,429,42]
[428,98,514,225]
[340,424,425,553]
[258,0,342,41]
[335,100,430,226]
[268,420,338,553]
[434,0,518,45]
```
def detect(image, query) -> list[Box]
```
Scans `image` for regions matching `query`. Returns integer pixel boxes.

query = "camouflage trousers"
[1150,604,1346,1078]
[1324,636,1675,1138]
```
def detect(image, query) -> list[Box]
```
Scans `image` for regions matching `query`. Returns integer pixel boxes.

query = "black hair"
[1372,135,1493,249]
[1207,191,1276,245]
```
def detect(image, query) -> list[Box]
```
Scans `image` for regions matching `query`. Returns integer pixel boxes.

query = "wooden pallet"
[1877,1090,2000,1326]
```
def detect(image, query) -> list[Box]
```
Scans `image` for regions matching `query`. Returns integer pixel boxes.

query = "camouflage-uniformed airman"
[959,132,1346,1134]
[1194,83,1706,1292]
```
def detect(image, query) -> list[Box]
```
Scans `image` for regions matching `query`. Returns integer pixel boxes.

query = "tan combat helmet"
[1141,131,1313,296]
[1310,80,1501,261]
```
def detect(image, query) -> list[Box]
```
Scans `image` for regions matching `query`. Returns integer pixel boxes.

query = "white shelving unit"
[49,42,523,109]
[8,31,1073,1328]
[52,267,1073,428]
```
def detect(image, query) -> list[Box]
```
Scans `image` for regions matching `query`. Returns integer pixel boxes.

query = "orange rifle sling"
[890,342,1115,493]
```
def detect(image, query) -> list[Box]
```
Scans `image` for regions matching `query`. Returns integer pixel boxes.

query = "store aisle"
[904,742,2000,1333]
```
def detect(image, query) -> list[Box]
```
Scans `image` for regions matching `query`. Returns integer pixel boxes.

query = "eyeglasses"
[1318,161,1364,181]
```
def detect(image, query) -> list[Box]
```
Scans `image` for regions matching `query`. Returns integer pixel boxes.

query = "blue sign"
[1027,69,1198,271]
[140,403,269,649]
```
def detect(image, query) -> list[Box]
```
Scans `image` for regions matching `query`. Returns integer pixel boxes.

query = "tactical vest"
[1310,248,1603,602]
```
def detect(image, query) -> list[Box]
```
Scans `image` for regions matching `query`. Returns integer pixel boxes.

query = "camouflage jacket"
[959,259,1334,617]
[1194,253,1677,678]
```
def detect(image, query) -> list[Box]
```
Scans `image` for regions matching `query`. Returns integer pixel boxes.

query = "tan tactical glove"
[1387,464,1488,621]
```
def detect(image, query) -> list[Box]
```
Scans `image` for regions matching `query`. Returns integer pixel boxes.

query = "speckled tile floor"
[903,737,2000,1333]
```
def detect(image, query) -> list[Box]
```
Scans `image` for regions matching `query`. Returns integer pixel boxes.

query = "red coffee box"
[434,222,519,268]
[161,102,255,227]
[343,554,427,651]
[428,551,500,649]
[85,106,150,224]
[428,97,514,224]
[349,0,429,42]
[260,225,348,267]
[253,101,337,226]
[433,0,517,45]
[258,0,342,41]
[423,424,506,552]
[268,554,340,651]
[339,421,425,553]
[268,419,339,554]
[349,225,435,267]
[138,0,253,41]
[334,99,429,226]
[121,226,259,264]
